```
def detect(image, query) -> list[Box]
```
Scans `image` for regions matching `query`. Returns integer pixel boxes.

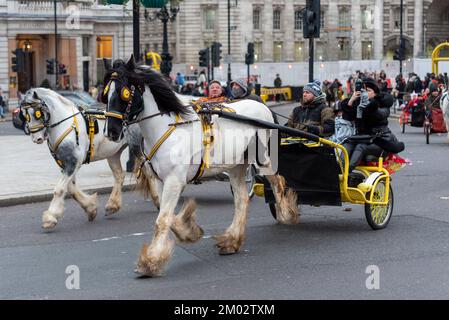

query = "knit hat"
[363,77,380,94]
[303,80,323,97]
[208,80,222,88]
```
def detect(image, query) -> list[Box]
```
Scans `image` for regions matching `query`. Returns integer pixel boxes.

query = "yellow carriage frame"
[279,137,391,207]
[432,42,449,75]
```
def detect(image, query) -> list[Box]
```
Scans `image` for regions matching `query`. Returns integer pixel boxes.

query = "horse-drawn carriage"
[253,135,402,230]
[399,95,447,144]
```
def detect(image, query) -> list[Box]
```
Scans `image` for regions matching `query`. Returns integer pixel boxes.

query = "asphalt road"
[0,118,25,136]
[1,103,449,300]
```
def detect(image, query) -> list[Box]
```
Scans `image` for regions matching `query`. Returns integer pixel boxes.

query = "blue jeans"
[0,105,4,118]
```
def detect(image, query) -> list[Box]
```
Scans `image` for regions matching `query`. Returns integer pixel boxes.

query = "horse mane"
[28,88,76,111]
[104,60,189,115]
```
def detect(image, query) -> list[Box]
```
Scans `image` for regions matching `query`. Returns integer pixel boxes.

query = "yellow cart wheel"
[364,181,394,230]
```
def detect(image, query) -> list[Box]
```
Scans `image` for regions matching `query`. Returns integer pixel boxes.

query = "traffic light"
[393,48,404,61]
[211,42,222,67]
[303,0,321,39]
[199,48,209,67]
[46,59,55,75]
[245,42,255,65]
[11,49,25,73]
[59,63,67,75]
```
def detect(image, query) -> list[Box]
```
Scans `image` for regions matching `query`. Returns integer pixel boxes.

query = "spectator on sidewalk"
[230,79,264,103]
[0,88,6,120]
[274,74,283,102]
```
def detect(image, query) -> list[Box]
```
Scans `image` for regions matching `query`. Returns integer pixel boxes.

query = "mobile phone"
[355,79,363,92]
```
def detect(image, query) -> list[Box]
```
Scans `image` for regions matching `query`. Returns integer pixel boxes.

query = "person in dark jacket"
[341,78,404,172]
[286,80,335,137]
[230,79,264,103]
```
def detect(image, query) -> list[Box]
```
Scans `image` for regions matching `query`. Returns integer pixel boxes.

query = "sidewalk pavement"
[0,135,135,207]
[0,100,292,207]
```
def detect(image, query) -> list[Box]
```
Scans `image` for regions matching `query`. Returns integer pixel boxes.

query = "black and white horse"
[22,88,158,230]
[102,56,298,277]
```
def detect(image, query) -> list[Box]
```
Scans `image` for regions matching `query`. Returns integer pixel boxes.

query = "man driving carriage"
[286,80,335,137]
[340,78,404,173]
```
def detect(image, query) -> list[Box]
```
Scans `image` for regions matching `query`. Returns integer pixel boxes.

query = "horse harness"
[22,101,102,169]
[136,99,235,184]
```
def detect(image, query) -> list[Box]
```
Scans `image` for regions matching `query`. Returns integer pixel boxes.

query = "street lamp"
[145,3,180,78]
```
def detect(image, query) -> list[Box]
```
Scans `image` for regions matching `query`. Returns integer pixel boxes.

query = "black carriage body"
[265,142,342,207]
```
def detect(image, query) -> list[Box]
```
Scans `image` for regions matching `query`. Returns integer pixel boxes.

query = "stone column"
[374,0,384,60]
[351,0,362,60]
[327,0,339,61]
[283,1,295,62]
[263,0,273,62]
[239,0,253,61]
[413,0,423,57]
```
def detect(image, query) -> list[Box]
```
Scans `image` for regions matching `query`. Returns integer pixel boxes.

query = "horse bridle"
[21,100,81,134]
[103,73,146,127]
[21,101,50,134]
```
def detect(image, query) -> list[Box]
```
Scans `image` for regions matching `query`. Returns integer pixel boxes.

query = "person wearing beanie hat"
[286,80,335,137]
[230,79,264,103]
[196,80,228,104]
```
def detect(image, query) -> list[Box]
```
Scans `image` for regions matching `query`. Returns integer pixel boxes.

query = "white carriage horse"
[21,88,154,230]
[441,89,449,141]
[102,56,298,277]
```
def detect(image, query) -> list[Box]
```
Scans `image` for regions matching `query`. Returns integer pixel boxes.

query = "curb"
[0,183,137,208]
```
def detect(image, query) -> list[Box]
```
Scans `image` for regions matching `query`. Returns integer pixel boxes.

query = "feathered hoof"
[171,199,204,244]
[85,193,98,221]
[214,233,243,256]
[42,211,58,230]
[42,221,57,230]
[134,242,173,277]
[105,204,120,216]
[87,208,98,222]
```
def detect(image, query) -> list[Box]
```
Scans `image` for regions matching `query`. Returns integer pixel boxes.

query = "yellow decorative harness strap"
[49,114,80,168]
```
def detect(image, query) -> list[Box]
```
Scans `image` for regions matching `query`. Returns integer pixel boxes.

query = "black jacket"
[341,92,404,153]
[287,101,335,137]
[341,92,393,135]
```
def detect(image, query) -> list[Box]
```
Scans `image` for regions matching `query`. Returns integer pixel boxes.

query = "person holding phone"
[339,78,403,173]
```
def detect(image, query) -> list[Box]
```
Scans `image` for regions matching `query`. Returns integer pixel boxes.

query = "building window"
[294,9,303,30]
[393,7,402,30]
[273,9,281,30]
[273,41,283,62]
[253,8,261,30]
[254,42,263,62]
[96,36,113,59]
[153,43,159,52]
[338,7,350,28]
[321,10,325,29]
[362,8,373,30]
[362,41,373,60]
[204,9,216,31]
[294,41,304,62]
[337,38,350,60]
[315,42,326,61]
[82,36,90,57]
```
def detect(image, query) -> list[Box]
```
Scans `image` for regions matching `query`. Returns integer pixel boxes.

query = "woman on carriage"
[340,78,404,173]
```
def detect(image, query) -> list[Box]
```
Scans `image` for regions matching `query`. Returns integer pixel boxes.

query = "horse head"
[102,55,145,142]
[21,89,52,144]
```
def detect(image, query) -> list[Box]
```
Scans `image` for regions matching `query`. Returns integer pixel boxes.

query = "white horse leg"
[265,174,299,225]
[214,164,250,255]
[68,177,98,222]
[141,164,161,210]
[135,174,184,277]
[105,152,125,216]
[171,198,204,243]
[42,173,75,230]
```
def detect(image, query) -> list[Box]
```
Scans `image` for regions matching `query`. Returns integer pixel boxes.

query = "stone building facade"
[1,0,133,108]
[142,0,449,67]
